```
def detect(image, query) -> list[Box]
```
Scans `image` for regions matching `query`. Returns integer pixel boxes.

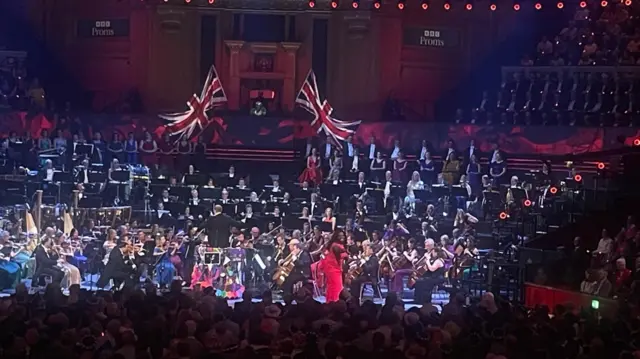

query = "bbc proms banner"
[403,27,461,48]
[77,19,130,38]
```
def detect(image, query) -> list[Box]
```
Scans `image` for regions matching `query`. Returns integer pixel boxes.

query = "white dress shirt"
[420,147,428,161]
[368,144,376,160]
[491,150,499,163]
[45,169,54,182]
[391,146,400,160]
[83,169,89,184]
[346,143,354,157]
[305,143,312,157]
[324,143,332,158]
[469,146,475,158]
[351,156,359,171]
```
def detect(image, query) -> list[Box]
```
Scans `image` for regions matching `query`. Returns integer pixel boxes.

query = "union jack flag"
[159,65,227,142]
[296,70,360,149]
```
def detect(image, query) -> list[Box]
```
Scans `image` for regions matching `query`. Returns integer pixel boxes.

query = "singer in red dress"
[321,231,348,302]
[298,148,323,186]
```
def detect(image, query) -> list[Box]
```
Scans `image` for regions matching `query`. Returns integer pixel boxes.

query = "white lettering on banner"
[92,28,115,37]
[422,30,441,38]
[419,37,445,47]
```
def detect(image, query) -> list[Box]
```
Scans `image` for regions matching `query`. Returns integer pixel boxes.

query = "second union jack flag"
[296,70,360,148]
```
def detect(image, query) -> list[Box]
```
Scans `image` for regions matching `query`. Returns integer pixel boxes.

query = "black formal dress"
[414,258,446,303]
[33,245,65,285]
[182,237,201,285]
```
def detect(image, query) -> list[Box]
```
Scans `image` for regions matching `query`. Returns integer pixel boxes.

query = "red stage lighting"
[579,0,587,7]
[465,3,473,9]
[308,0,315,7]
[208,0,215,3]
[397,1,405,9]
[352,0,359,8]
[513,3,520,10]
[597,162,605,170]
[185,0,191,3]
[331,0,338,8]
[524,199,532,207]
[422,2,429,9]
[574,174,583,182]
[534,2,542,9]
[601,0,608,6]
[374,0,381,8]
[550,186,558,194]
[625,0,632,5]
[557,1,564,8]
[443,2,451,10]
[634,138,640,146]
[499,212,508,220]
[490,3,497,10]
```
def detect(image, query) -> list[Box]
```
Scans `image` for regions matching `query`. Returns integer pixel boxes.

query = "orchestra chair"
[309,279,322,298]
[358,280,383,304]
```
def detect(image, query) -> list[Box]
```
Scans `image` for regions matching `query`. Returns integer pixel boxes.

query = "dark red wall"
[30,0,518,116]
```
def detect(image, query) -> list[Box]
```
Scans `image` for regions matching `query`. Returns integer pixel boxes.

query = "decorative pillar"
[225,40,245,110]
[280,42,300,112]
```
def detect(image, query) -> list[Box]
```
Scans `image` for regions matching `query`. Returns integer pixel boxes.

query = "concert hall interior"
[2,0,640,356]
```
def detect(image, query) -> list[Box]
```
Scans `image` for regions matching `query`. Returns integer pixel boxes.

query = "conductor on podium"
[205,204,244,247]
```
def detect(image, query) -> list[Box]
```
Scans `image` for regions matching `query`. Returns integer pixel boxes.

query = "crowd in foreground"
[0,278,636,359]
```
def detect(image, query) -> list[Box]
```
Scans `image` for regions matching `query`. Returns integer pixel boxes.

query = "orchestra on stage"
[0,131,579,301]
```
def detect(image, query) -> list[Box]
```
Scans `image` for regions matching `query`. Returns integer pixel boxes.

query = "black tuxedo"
[34,245,64,284]
[97,248,135,289]
[309,201,322,217]
[355,181,368,195]
[465,146,480,162]
[349,255,381,298]
[282,250,313,295]
[75,168,90,184]
[205,213,244,247]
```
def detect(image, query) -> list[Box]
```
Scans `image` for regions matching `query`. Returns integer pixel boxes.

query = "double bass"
[272,251,297,286]
[406,252,431,289]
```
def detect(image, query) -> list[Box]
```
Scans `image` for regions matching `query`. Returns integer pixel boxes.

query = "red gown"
[298,155,323,185]
[140,140,158,166]
[321,243,348,302]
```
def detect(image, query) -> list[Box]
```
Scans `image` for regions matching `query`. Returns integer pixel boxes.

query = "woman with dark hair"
[321,230,348,302]
[414,247,446,303]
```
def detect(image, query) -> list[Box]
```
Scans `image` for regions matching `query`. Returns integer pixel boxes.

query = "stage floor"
[0,274,448,310]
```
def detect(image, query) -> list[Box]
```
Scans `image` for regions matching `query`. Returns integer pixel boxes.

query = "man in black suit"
[348,241,381,299]
[205,204,244,247]
[97,241,136,289]
[34,236,65,285]
[343,135,358,171]
[281,238,313,296]
[74,158,91,184]
[308,193,323,218]
[464,139,481,164]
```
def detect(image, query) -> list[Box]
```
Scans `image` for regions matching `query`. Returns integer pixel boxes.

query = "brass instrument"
[272,251,297,286]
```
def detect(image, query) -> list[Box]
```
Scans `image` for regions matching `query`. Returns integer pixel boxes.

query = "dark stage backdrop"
[2,111,639,156]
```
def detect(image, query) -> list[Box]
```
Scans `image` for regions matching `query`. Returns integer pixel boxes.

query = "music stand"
[200,187,221,200]
[184,174,205,186]
[165,202,187,216]
[230,188,251,200]
[75,143,93,160]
